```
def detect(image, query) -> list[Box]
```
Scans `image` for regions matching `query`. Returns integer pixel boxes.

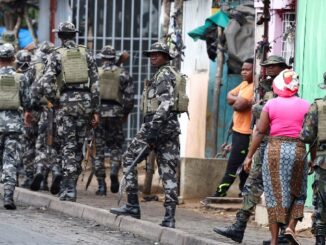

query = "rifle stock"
[116,51,129,66]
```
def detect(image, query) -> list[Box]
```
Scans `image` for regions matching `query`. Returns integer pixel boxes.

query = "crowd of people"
[0,20,325,245]
[0,21,186,230]
[213,55,326,245]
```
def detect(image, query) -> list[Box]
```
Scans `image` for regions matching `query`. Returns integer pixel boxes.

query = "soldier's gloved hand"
[145,128,159,145]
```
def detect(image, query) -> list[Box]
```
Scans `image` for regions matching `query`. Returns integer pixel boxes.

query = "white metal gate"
[69,0,162,142]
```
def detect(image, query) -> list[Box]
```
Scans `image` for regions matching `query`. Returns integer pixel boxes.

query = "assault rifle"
[82,128,96,190]
[116,51,129,66]
[47,102,54,155]
[118,144,149,205]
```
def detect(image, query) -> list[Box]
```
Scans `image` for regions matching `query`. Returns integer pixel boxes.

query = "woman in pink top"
[243,70,310,245]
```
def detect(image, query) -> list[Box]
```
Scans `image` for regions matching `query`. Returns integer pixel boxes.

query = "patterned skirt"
[262,136,308,224]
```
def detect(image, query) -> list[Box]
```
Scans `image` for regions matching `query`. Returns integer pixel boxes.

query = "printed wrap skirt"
[262,136,308,224]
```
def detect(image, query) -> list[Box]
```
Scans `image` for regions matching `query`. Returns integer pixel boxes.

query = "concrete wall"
[179,0,211,158]
[179,158,240,200]
[184,72,208,158]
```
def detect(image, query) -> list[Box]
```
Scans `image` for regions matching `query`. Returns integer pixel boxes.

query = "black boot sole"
[213,227,243,243]
[4,202,16,210]
[110,174,119,193]
[50,175,63,195]
[109,209,141,219]
[30,173,44,191]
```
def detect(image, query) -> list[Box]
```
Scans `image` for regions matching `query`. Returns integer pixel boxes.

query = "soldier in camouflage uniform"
[214,56,290,244]
[92,46,134,196]
[110,42,184,228]
[300,75,326,245]
[30,22,100,202]
[31,41,62,193]
[0,43,30,209]
[15,50,39,189]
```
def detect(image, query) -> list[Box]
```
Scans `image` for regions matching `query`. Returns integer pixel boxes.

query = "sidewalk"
[1,170,315,245]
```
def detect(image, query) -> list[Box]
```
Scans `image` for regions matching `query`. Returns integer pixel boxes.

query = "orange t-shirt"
[230,81,254,135]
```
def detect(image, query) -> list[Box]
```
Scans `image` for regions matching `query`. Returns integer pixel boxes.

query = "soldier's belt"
[61,87,90,93]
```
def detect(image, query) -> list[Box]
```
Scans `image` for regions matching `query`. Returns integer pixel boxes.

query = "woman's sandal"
[284,227,300,245]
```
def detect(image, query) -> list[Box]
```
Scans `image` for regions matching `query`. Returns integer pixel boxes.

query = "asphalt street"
[0,204,155,245]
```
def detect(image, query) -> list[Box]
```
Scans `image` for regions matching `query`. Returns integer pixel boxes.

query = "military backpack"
[316,99,326,147]
[56,45,89,90]
[0,73,22,110]
[141,66,189,115]
[98,67,122,104]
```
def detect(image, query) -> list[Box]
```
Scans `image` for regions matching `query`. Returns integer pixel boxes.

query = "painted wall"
[296,0,326,207]
[180,0,212,158]
[254,0,294,57]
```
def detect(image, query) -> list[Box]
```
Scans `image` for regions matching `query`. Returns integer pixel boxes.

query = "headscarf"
[272,69,299,97]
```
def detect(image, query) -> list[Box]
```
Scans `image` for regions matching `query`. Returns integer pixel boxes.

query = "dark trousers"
[216,131,250,195]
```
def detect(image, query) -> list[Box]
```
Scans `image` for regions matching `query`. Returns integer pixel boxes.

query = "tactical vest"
[98,67,122,104]
[141,66,189,115]
[56,45,89,90]
[0,73,22,110]
[316,99,326,152]
[34,62,45,81]
[33,62,48,105]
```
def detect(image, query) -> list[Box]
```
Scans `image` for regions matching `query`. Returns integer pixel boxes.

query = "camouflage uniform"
[32,41,61,193]
[92,46,134,195]
[15,50,40,188]
[110,42,181,228]
[0,43,30,209]
[300,78,326,244]
[31,22,100,202]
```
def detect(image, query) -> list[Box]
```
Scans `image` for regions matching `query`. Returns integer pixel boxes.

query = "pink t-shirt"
[263,96,310,138]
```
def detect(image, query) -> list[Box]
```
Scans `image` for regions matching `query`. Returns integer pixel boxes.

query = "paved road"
[0,204,155,245]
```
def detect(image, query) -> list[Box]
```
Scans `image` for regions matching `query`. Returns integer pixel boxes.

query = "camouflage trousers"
[124,128,180,205]
[0,132,22,192]
[92,117,124,178]
[312,167,326,235]
[22,111,40,175]
[56,103,92,178]
[241,141,267,212]
[35,107,60,172]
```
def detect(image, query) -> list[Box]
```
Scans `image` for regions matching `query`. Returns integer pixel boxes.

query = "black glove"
[145,128,159,145]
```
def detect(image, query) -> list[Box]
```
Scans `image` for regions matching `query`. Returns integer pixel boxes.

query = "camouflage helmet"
[39,41,55,54]
[143,42,173,60]
[0,43,15,58]
[99,45,116,59]
[16,50,32,63]
[260,55,291,68]
[1,31,16,44]
[53,21,79,33]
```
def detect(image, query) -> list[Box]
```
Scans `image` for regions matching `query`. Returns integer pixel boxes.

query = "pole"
[172,0,183,70]
[211,26,224,157]
[162,0,171,40]
[50,0,57,44]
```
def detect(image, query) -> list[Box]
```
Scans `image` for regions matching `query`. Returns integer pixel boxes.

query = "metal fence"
[69,0,162,143]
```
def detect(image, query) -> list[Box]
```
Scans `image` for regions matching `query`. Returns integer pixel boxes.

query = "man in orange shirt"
[213,58,254,197]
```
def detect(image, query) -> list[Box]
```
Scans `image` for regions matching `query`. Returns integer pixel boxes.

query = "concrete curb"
[0,185,230,245]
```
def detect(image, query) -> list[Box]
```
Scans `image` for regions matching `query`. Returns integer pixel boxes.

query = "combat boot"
[59,177,68,201]
[213,209,251,243]
[65,177,77,202]
[50,164,62,195]
[160,203,176,228]
[21,171,33,188]
[316,236,326,245]
[3,187,16,210]
[40,169,49,191]
[30,163,44,191]
[95,177,107,196]
[110,193,141,219]
[110,164,120,193]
